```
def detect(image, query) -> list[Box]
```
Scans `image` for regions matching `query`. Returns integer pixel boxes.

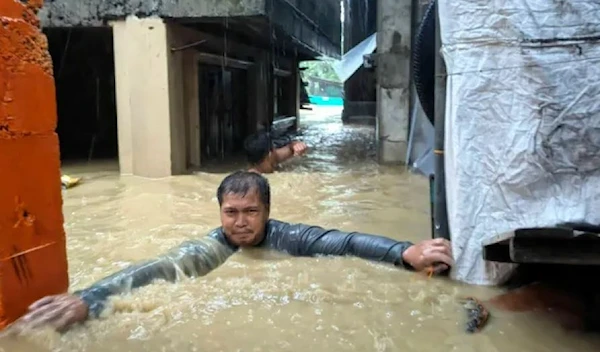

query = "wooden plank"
[514,227,576,240]
[510,237,600,265]
[196,53,254,70]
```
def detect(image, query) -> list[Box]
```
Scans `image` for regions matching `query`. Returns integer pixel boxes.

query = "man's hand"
[291,141,308,156]
[401,238,454,275]
[5,294,88,334]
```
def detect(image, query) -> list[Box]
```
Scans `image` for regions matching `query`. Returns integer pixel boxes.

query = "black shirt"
[76,219,414,319]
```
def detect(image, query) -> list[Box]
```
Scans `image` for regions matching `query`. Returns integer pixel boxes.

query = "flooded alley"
[1,109,599,352]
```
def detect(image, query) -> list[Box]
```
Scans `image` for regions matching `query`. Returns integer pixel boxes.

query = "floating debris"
[421,266,490,333]
[461,296,490,333]
[61,174,81,189]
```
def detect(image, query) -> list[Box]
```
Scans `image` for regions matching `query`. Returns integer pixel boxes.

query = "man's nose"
[234,214,248,227]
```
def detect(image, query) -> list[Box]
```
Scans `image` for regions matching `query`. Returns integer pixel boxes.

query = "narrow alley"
[1,109,599,351]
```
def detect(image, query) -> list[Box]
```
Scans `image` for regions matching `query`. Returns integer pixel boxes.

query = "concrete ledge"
[39,0,265,27]
[39,0,339,59]
[483,226,600,265]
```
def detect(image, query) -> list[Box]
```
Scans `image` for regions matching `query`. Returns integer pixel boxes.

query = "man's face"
[220,189,270,247]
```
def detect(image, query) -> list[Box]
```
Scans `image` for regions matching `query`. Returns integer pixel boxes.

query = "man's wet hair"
[217,171,271,207]
[244,131,272,165]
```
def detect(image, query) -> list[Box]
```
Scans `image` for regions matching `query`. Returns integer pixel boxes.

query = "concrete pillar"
[376,0,412,164]
[111,16,178,178]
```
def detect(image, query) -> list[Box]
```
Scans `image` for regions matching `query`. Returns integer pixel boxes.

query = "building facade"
[40,0,341,177]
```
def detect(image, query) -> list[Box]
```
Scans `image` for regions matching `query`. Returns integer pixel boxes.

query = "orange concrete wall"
[0,0,69,329]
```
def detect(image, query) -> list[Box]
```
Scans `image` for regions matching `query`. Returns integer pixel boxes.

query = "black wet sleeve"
[73,235,235,319]
[269,128,298,149]
[263,221,414,268]
[271,135,293,149]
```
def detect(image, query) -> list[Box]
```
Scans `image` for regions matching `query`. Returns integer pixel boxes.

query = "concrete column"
[376,0,412,164]
[111,16,176,178]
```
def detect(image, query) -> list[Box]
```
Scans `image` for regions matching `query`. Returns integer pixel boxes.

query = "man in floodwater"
[244,130,308,173]
[11,171,453,332]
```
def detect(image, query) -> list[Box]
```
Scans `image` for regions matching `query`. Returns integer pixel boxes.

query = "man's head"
[243,131,276,173]
[217,171,271,246]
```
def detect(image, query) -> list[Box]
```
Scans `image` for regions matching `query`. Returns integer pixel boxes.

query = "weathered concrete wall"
[39,0,265,27]
[0,0,69,328]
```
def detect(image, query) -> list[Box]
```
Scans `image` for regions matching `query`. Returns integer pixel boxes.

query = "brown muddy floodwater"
[2,107,600,352]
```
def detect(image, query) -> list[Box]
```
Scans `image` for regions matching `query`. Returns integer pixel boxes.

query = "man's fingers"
[28,295,57,310]
[431,238,452,252]
[432,238,447,245]
[425,243,453,259]
[424,251,454,267]
[20,303,63,327]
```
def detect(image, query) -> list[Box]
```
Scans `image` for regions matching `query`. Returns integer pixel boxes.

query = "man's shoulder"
[266,218,292,230]
[205,227,233,247]
[267,219,317,234]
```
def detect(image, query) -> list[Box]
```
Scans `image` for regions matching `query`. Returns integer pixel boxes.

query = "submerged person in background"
[10,171,453,333]
[244,130,308,173]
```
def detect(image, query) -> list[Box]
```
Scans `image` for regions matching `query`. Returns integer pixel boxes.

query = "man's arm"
[272,141,308,164]
[75,235,235,318]
[265,222,414,269]
[272,144,295,164]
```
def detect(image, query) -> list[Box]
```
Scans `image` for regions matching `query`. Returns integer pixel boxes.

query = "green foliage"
[300,60,341,82]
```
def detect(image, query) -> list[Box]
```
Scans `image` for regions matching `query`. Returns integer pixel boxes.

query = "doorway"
[198,64,249,162]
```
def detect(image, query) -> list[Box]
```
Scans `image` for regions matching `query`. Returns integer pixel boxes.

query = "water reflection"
[1,107,599,351]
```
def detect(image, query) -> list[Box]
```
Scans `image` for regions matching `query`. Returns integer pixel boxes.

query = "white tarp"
[332,33,377,83]
[439,0,600,285]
